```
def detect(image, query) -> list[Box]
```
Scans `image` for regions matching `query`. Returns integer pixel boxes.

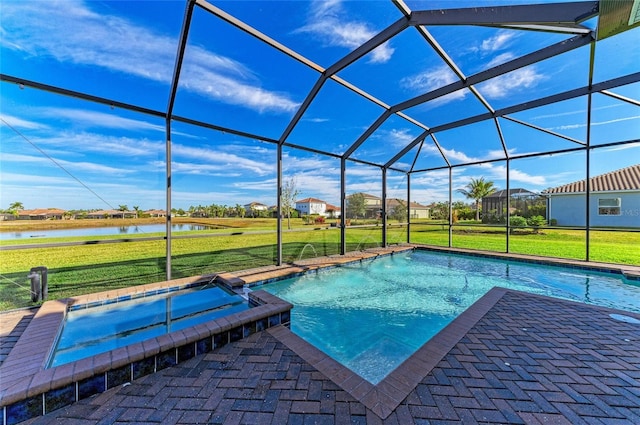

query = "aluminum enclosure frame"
[2,0,639,277]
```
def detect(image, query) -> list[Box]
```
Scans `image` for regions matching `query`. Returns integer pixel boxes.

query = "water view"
[0,223,216,240]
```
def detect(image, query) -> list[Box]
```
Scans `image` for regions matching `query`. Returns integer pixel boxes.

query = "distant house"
[386,198,431,219]
[244,202,268,217]
[295,198,326,216]
[17,208,66,220]
[86,209,136,219]
[0,213,16,221]
[295,198,341,218]
[347,193,382,218]
[543,164,640,227]
[324,203,341,218]
[146,209,166,217]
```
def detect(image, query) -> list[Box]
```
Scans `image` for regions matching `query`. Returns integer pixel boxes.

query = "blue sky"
[1,0,638,211]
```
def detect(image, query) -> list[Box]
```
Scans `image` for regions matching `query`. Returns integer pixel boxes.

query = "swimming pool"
[264,249,640,384]
[50,283,248,367]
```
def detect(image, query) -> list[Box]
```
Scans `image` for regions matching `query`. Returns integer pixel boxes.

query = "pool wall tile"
[229,326,243,342]
[256,317,268,332]
[5,395,43,425]
[106,365,131,389]
[269,314,281,327]
[178,343,195,362]
[44,383,75,413]
[196,337,213,355]
[243,322,256,338]
[78,374,106,400]
[214,332,229,348]
[156,349,178,371]
[132,357,156,380]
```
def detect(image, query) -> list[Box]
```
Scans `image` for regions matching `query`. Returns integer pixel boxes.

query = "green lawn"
[1,222,638,311]
[409,223,640,264]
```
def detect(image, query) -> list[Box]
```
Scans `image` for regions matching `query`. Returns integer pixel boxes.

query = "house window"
[598,198,621,215]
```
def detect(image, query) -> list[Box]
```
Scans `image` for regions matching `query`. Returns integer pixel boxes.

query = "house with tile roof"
[244,202,269,217]
[543,164,640,227]
[17,208,66,220]
[386,198,431,219]
[295,198,341,218]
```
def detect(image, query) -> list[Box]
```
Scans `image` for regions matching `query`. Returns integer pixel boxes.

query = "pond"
[0,223,217,240]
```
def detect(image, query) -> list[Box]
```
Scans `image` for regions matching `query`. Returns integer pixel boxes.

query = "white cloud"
[303,117,330,123]
[1,0,299,114]
[486,164,546,186]
[37,108,166,132]
[479,32,516,53]
[0,114,48,130]
[296,0,394,64]
[402,65,456,91]
[549,115,640,131]
[172,144,272,176]
[401,65,467,105]
[388,128,417,146]
[1,153,134,174]
[484,52,516,69]
[486,149,508,159]
[439,146,478,163]
[0,171,73,186]
[480,67,545,99]
[24,131,165,157]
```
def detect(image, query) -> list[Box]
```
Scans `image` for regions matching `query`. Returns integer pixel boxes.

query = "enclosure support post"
[276,144,283,266]
[165,0,195,280]
[585,41,596,262]
[506,158,511,252]
[448,167,453,247]
[165,127,172,280]
[407,173,411,244]
[382,167,387,247]
[340,158,346,255]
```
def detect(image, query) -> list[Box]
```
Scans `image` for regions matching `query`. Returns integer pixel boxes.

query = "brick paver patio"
[16,288,640,424]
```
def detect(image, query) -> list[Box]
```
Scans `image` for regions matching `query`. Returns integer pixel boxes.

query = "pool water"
[264,250,640,384]
[50,284,248,367]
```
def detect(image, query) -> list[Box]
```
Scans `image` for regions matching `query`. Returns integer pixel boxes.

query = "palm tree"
[9,201,24,216]
[457,177,497,221]
[133,206,141,218]
[9,201,24,211]
[118,204,128,219]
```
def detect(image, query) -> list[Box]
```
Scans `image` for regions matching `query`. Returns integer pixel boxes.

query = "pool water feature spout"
[355,236,381,251]
[298,243,318,260]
